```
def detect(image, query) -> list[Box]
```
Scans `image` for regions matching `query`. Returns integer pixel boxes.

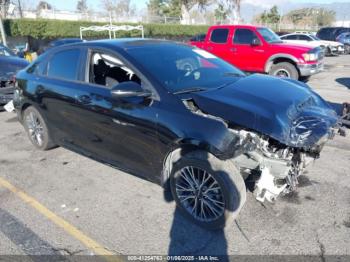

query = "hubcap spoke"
[175,166,225,222]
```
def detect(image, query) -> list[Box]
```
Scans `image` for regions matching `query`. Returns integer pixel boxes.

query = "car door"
[230,28,266,72]
[38,47,87,145]
[203,27,232,62]
[66,48,161,180]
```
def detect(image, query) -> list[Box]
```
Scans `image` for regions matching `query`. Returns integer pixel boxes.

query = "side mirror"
[251,38,261,46]
[111,81,152,98]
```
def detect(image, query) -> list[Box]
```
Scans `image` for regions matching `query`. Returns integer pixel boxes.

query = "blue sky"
[47,0,350,11]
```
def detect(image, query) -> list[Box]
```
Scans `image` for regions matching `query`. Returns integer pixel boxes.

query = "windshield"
[309,35,321,41]
[257,28,282,43]
[0,45,15,57]
[126,43,245,93]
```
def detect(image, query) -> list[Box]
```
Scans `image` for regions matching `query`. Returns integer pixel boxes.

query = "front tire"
[23,106,55,150]
[170,151,246,230]
[269,62,299,80]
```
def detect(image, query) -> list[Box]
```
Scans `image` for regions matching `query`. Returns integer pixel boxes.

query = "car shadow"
[163,149,236,260]
[164,190,229,260]
[336,78,350,89]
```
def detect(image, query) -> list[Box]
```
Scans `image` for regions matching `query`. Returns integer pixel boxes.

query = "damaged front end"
[230,99,339,203]
[230,128,328,202]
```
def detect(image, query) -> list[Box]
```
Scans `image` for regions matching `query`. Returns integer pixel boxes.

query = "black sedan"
[0,46,29,109]
[14,39,338,229]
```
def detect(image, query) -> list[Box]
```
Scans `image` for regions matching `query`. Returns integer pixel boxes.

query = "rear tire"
[269,62,299,80]
[169,151,246,230]
[23,106,55,150]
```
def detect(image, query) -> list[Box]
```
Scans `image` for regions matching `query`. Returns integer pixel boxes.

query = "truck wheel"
[270,62,299,80]
[23,106,56,150]
[169,150,246,230]
[345,45,350,55]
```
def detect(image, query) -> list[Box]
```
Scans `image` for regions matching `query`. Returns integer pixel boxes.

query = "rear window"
[210,29,229,43]
[47,49,80,80]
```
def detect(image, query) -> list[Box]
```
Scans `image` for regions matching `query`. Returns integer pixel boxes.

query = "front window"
[88,52,141,88]
[257,28,282,43]
[233,29,258,44]
[126,43,245,93]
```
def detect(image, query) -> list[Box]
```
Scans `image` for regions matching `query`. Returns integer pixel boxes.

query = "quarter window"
[210,29,229,43]
[233,29,257,44]
[47,49,80,80]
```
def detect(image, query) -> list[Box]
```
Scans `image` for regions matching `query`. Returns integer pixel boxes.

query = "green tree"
[315,8,335,27]
[285,8,335,28]
[214,3,228,23]
[77,0,89,13]
[0,0,11,18]
[255,5,280,24]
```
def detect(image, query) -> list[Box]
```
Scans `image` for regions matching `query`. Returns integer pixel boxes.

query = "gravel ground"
[0,55,349,259]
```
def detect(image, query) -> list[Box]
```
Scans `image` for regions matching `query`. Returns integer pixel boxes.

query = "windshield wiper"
[173,87,208,95]
[223,72,244,77]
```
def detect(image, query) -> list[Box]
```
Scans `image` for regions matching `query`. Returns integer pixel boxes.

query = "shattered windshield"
[126,43,245,93]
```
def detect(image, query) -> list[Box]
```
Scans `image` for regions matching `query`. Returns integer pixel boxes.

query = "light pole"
[0,15,6,46]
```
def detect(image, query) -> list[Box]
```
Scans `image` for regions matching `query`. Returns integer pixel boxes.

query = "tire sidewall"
[270,62,299,80]
[170,154,241,230]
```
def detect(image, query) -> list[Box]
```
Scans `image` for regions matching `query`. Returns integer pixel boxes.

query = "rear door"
[203,27,232,62]
[38,47,86,145]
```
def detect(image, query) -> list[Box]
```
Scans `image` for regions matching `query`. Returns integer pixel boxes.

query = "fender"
[264,53,299,73]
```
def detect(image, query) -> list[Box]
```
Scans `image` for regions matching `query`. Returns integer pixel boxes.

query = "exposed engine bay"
[231,128,332,202]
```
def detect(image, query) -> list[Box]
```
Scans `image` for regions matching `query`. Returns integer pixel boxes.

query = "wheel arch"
[161,143,221,189]
[264,54,299,74]
[160,135,240,188]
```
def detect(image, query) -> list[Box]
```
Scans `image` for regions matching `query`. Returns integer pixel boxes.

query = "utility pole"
[0,0,7,46]
[0,14,7,46]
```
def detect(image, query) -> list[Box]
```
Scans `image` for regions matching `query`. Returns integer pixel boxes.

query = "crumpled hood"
[189,74,339,148]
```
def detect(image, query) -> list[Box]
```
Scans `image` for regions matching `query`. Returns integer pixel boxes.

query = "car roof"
[209,24,264,30]
[53,38,184,51]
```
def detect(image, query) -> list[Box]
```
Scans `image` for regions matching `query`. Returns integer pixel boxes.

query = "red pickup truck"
[189,25,324,81]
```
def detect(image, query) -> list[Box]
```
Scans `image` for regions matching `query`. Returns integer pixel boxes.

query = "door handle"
[230,48,237,52]
[76,95,92,104]
[206,47,213,51]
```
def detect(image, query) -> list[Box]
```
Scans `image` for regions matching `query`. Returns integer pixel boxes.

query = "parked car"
[316,27,350,41]
[336,32,350,54]
[39,38,84,54]
[0,48,29,109]
[14,39,338,229]
[189,25,324,81]
[0,43,17,57]
[280,33,344,56]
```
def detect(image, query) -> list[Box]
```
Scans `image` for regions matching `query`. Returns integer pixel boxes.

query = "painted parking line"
[0,176,116,258]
